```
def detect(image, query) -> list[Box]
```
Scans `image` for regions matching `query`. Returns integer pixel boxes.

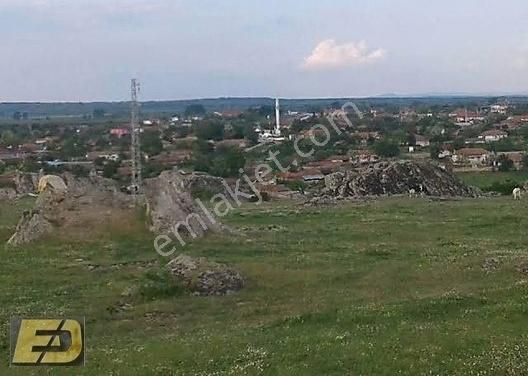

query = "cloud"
[302,39,386,70]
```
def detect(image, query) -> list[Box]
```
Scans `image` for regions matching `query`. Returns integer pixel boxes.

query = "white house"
[479,129,508,143]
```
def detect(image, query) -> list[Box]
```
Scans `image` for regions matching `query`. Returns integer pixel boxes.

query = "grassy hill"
[1,197,528,374]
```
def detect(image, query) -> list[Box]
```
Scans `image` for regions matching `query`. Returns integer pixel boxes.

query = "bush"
[373,140,400,158]
[483,180,519,195]
[497,155,514,172]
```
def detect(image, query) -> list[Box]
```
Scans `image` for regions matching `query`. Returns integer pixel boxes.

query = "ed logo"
[10,318,85,366]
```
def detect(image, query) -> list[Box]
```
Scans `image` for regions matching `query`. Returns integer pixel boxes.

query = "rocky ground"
[166,254,244,296]
[322,161,480,198]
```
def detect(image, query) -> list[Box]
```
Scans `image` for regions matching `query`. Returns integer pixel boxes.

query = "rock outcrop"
[166,254,244,296]
[180,172,230,198]
[7,169,229,246]
[7,174,133,246]
[0,188,16,201]
[14,171,40,195]
[323,161,479,198]
[144,170,224,235]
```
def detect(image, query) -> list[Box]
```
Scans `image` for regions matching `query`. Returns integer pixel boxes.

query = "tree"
[0,130,18,146]
[184,104,206,118]
[243,126,259,145]
[453,137,465,150]
[191,145,246,178]
[430,143,441,160]
[102,160,120,179]
[407,133,416,146]
[497,154,514,172]
[61,138,87,159]
[373,139,400,158]
[522,154,528,171]
[194,121,225,141]
[92,108,106,119]
[210,146,246,177]
[141,130,163,156]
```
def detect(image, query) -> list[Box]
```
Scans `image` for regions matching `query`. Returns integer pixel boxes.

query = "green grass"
[458,171,528,191]
[1,197,528,374]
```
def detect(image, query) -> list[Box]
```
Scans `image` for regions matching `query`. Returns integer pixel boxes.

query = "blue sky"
[2,0,528,101]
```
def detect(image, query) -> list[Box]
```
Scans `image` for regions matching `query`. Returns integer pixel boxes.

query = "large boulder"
[166,254,244,296]
[324,161,479,198]
[7,174,133,246]
[144,170,224,235]
[7,210,54,246]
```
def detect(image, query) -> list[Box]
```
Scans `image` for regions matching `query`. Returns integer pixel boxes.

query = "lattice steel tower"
[130,79,142,203]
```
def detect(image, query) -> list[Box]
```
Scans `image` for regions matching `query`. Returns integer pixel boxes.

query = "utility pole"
[130,79,142,204]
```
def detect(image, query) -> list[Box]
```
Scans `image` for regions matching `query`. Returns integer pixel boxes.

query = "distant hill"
[2,95,528,119]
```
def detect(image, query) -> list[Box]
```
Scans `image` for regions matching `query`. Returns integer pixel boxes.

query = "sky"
[2,0,528,102]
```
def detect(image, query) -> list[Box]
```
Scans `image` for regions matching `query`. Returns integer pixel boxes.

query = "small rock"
[166,254,244,296]
[482,257,501,272]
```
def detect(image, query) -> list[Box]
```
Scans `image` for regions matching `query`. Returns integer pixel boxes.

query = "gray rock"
[144,170,224,236]
[0,188,16,201]
[7,174,133,246]
[14,171,40,195]
[166,254,244,296]
[323,161,479,198]
[7,210,54,246]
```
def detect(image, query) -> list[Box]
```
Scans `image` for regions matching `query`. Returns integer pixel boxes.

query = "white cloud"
[302,39,386,70]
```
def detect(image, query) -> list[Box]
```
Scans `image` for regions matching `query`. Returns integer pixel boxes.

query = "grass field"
[1,196,528,375]
[458,171,528,191]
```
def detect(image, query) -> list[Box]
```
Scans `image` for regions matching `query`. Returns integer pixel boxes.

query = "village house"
[497,115,528,130]
[110,128,130,138]
[304,158,346,174]
[86,151,120,162]
[353,131,381,146]
[414,134,430,148]
[490,104,508,114]
[353,150,380,164]
[277,168,325,183]
[452,148,490,166]
[479,129,508,143]
[449,109,485,125]
[214,110,243,119]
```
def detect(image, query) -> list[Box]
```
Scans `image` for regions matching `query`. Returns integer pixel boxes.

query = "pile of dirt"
[7,174,134,246]
[144,170,225,235]
[166,254,244,296]
[322,161,480,198]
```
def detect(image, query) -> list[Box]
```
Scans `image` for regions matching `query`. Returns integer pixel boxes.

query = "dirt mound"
[166,254,244,296]
[323,161,479,198]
